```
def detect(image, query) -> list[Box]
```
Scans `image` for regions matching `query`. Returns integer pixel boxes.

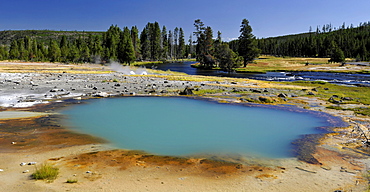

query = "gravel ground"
[0,72,217,108]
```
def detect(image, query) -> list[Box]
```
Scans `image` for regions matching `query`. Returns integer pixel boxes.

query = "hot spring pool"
[61,97,334,158]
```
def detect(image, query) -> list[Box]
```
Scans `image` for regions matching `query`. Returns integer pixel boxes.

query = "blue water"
[61,97,330,158]
[145,62,370,86]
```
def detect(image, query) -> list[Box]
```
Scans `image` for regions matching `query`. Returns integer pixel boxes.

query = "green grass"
[326,106,370,116]
[32,164,59,182]
[193,89,224,95]
[66,178,78,183]
[282,81,370,105]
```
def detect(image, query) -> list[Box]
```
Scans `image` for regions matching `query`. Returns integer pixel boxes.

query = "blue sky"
[1,0,370,40]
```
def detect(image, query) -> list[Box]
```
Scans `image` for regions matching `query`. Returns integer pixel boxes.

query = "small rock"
[179,87,193,95]
[11,141,16,145]
[251,89,262,93]
[94,92,109,97]
[86,171,92,173]
[321,166,331,171]
[278,93,288,98]
[28,162,37,165]
[342,97,353,101]
[307,92,315,95]
[23,170,29,173]
[0,169,4,172]
[20,162,27,166]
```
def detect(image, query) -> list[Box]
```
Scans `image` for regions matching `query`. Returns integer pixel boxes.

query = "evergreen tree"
[48,40,61,62]
[238,19,259,67]
[131,26,141,60]
[9,40,20,60]
[30,38,38,61]
[68,44,80,63]
[178,28,185,59]
[23,36,32,60]
[173,27,179,60]
[18,39,28,61]
[149,22,161,60]
[161,26,169,60]
[103,25,121,61]
[140,26,151,60]
[0,45,8,60]
[37,42,47,61]
[213,31,222,60]
[118,27,135,64]
[204,26,213,55]
[79,40,90,63]
[332,47,345,63]
[60,36,69,62]
[188,34,194,57]
[168,30,174,59]
[217,43,240,72]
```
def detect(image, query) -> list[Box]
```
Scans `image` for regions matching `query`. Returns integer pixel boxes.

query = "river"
[144,61,370,86]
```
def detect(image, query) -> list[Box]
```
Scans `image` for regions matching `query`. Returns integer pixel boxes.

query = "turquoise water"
[61,97,329,158]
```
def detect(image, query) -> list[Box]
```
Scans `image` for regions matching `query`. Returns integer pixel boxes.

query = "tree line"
[254,22,370,62]
[0,22,192,64]
[193,19,259,71]
[0,19,260,71]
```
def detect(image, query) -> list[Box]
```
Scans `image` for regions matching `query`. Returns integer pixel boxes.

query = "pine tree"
[48,40,61,62]
[161,26,169,60]
[118,27,135,64]
[60,36,69,62]
[9,40,20,60]
[140,26,150,60]
[238,19,260,67]
[188,34,194,58]
[18,39,28,61]
[178,28,185,59]
[0,45,8,60]
[204,26,213,55]
[79,41,90,63]
[149,22,161,61]
[68,43,80,63]
[103,25,121,61]
[217,43,240,72]
[329,41,345,63]
[168,30,173,59]
[131,26,141,60]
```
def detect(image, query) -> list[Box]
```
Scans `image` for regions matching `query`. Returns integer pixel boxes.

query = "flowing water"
[61,97,334,159]
[145,62,370,86]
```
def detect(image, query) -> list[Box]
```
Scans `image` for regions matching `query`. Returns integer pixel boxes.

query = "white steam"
[109,62,147,75]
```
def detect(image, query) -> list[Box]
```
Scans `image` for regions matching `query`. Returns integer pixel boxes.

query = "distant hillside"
[256,22,370,61]
[0,30,104,45]
[227,22,370,62]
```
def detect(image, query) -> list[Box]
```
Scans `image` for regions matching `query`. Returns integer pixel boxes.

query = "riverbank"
[191,55,370,74]
[1,61,370,191]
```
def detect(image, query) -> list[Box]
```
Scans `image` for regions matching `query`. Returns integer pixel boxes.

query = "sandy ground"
[0,61,370,192]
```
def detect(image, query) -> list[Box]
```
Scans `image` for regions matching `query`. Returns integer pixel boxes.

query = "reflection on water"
[61,97,333,159]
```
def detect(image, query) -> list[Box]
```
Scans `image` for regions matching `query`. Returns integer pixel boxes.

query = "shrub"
[32,164,59,181]
[66,179,78,183]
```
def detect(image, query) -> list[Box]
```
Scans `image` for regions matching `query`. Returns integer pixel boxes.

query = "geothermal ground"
[0,61,370,192]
